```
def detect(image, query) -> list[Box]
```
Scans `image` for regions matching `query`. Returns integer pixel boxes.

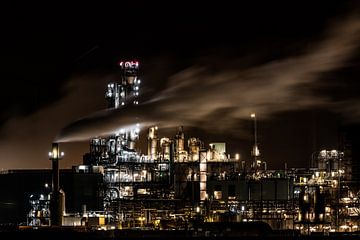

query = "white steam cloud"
[56,16,360,142]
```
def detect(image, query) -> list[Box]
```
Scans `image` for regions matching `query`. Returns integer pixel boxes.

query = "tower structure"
[84,61,142,218]
[251,113,261,171]
[83,61,175,225]
[106,60,140,108]
[49,143,65,226]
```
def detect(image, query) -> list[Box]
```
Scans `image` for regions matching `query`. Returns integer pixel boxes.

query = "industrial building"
[1,61,359,235]
[0,169,102,225]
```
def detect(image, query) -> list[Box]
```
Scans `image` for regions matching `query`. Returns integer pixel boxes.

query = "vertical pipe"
[169,142,175,186]
[251,113,258,169]
[254,115,257,169]
[254,116,257,149]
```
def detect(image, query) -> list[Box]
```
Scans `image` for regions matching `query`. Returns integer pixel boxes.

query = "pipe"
[169,141,175,186]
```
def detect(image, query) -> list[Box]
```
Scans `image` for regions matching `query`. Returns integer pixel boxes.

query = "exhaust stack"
[49,143,65,226]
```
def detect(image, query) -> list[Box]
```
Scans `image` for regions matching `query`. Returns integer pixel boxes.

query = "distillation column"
[175,126,187,162]
[148,126,158,160]
[105,60,141,149]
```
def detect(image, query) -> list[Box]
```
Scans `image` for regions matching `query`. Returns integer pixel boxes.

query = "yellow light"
[52,148,58,158]
[196,206,200,213]
[251,113,256,118]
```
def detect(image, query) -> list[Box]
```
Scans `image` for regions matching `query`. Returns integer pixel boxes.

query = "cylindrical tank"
[160,137,171,160]
[50,189,65,226]
[149,139,157,160]
[82,204,87,216]
[175,126,184,152]
[128,140,135,150]
[148,127,158,160]
[188,137,201,161]
[176,138,184,152]
[60,189,66,216]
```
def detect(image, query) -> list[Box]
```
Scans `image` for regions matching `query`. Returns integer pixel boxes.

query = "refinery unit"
[8,61,359,235]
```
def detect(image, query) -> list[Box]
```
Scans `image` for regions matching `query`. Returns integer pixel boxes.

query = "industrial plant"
[1,61,359,237]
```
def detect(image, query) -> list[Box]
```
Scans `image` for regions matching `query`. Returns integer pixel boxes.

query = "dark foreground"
[1,227,360,240]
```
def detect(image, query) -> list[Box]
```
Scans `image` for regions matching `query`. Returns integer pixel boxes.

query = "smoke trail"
[56,16,360,142]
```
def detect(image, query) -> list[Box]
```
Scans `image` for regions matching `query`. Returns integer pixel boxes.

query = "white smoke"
[57,16,360,142]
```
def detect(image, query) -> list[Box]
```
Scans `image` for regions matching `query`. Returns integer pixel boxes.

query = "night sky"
[0,2,360,170]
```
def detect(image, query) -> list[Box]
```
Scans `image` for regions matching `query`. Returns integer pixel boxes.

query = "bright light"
[253,146,260,157]
[331,150,338,157]
[196,206,200,213]
[235,153,240,160]
[79,165,86,170]
[320,150,327,157]
[52,148,58,158]
[251,113,256,118]
[120,61,139,69]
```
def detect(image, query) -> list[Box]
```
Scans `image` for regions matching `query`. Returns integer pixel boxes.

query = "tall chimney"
[49,143,65,226]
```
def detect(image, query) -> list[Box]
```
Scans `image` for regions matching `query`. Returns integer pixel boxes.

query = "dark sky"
[0,1,360,170]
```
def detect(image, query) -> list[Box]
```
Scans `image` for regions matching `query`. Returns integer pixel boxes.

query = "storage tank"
[147,127,158,160]
[160,137,171,160]
[188,137,201,161]
[175,126,185,153]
